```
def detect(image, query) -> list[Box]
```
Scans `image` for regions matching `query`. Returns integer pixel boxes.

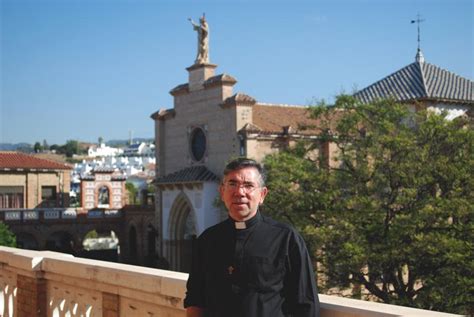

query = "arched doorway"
[45,231,76,254]
[128,225,137,264]
[15,232,39,250]
[145,224,157,267]
[169,193,197,272]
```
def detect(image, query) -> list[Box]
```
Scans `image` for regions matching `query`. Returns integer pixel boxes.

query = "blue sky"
[1,0,472,145]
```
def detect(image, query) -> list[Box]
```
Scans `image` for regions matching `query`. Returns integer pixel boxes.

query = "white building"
[123,142,155,156]
[71,155,156,203]
[88,143,123,157]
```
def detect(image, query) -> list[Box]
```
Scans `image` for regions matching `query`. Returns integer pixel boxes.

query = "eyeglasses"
[223,181,260,193]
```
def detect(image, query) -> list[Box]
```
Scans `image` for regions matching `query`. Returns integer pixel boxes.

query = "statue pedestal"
[186,63,218,91]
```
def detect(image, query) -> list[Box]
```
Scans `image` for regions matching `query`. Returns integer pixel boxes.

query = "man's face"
[219,167,268,222]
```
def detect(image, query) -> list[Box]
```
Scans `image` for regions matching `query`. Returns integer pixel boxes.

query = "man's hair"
[223,158,266,186]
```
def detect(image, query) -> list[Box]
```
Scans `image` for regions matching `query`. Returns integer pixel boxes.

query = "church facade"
[151,61,330,271]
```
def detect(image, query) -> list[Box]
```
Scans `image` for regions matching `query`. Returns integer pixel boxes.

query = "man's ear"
[219,183,225,200]
[259,187,268,204]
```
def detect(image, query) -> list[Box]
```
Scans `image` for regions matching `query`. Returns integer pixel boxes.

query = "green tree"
[264,96,473,314]
[126,182,138,204]
[49,144,59,152]
[0,223,16,247]
[84,230,99,240]
[58,140,80,157]
[33,141,43,153]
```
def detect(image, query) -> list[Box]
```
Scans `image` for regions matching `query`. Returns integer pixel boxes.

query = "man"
[184,158,320,317]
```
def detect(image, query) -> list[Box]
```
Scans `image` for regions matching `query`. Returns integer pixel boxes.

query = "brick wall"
[16,274,47,317]
[1,170,70,209]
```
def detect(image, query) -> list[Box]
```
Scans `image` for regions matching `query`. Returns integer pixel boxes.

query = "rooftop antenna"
[411,13,425,63]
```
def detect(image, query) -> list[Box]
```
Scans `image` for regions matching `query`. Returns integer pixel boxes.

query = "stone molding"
[150,109,176,121]
[185,63,217,72]
[220,93,257,108]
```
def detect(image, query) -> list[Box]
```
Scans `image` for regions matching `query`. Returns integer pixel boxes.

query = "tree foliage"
[54,140,86,157]
[34,141,43,153]
[263,96,473,314]
[0,223,17,247]
[62,140,80,157]
[126,182,138,204]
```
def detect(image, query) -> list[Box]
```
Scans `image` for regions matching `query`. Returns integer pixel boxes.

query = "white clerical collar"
[235,222,247,229]
[231,212,262,230]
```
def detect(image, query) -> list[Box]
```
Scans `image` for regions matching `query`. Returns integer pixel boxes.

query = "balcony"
[0,246,460,317]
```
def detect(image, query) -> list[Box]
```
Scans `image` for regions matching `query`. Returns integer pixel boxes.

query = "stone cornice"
[203,73,237,89]
[169,83,189,96]
[240,123,262,132]
[150,108,176,121]
[220,93,257,108]
[186,63,218,72]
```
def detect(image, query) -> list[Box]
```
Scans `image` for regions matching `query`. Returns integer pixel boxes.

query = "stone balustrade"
[0,246,460,317]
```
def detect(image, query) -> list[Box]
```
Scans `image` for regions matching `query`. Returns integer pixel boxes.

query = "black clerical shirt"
[184,212,320,317]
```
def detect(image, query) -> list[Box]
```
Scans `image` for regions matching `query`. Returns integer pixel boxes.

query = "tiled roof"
[0,152,72,170]
[241,123,263,132]
[251,104,324,135]
[80,172,126,181]
[128,143,141,149]
[354,61,474,104]
[93,167,115,173]
[156,166,219,184]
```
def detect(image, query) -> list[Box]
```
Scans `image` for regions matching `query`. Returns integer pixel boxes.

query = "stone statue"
[188,14,209,64]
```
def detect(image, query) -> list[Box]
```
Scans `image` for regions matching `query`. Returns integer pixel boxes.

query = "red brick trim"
[16,274,47,317]
[103,292,119,317]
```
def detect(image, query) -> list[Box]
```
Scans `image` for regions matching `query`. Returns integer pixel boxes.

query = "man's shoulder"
[261,214,309,250]
[198,219,229,239]
[261,214,298,234]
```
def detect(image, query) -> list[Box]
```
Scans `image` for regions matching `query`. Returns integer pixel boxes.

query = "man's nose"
[234,185,246,195]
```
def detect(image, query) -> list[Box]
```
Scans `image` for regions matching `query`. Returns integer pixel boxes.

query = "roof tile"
[156,166,219,184]
[354,61,474,104]
[252,104,323,135]
[0,152,72,170]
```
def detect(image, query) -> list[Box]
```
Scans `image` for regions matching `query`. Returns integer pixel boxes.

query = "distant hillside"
[0,143,33,152]
[0,138,154,151]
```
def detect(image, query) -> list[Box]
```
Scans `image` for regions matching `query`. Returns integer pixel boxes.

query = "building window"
[189,127,207,162]
[41,186,57,207]
[0,186,24,208]
[239,134,246,156]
